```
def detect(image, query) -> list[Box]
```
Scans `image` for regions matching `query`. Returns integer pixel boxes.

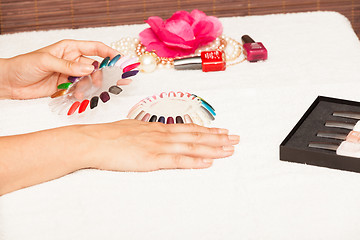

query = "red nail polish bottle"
[242,35,268,62]
[174,50,226,72]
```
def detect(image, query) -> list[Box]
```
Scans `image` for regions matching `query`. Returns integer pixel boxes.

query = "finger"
[41,53,94,77]
[117,78,133,86]
[71,40,119,59]
[159,142,235,159]
[150,122,229,135]
[159,132,240,146]
[78,56,96,65]
[155,154,214,169]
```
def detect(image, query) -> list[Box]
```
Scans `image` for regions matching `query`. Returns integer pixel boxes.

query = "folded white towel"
[1,11,360,240]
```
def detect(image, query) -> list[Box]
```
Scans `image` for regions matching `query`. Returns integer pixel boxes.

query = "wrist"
[0,58,12,99]
[53,125,94,171]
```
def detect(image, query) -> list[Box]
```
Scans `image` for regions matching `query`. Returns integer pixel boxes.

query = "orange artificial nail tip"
[78,99,90,113]
[67,101,80,115]
[51,89,67,98]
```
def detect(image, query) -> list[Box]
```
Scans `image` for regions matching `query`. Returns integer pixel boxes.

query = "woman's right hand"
[0,119,239,195]
[77,120,239,171]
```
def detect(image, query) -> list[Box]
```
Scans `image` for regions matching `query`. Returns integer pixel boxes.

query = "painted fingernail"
[108,54,121,66]
[135,111,145,120]
[223,145,234,151]
[176,116,184,124]
[141,113,150,122]
[68,76,80,83]
[123,62,140,72]
[92,61,99,70]
[67,101,80,115]
[57,82,72,89]
[228,135,240,142]
[122,70,139,79]
[149,115,157,122]
[109,85,122,95]
[100,92,110,103]
[79,99,90,113]
[158,116,165,123]
[167,117,174,124]
[100,57,110,69]
[51,89,67,98]
[90,96,99,109]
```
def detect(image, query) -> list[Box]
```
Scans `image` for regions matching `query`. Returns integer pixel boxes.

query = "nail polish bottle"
[174,50,226,72]
[241,35,268,62]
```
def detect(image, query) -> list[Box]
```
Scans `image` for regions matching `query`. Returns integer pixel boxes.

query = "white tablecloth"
[1,11,360,240]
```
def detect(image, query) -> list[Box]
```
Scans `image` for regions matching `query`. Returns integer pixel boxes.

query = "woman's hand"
[0,120,239,195]
[78,120,239,171]
[0,39,119,99]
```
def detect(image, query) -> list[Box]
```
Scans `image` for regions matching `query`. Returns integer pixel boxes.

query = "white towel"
[1,11,360,240]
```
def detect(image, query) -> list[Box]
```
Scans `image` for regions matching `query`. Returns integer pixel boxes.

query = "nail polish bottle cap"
[174,56,202,70]
[241,35,255,44]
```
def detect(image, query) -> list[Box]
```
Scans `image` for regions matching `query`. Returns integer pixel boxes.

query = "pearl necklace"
[110,35,245,73]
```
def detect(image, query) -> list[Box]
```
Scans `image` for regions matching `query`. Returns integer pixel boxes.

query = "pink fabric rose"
[139,9,223,58]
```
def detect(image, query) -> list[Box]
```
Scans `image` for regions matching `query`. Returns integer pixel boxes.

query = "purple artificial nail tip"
[122,70,139,79]
[100,92,110,103]
[68,76,80,83]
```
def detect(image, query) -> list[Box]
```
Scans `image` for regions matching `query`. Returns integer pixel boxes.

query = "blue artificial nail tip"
[158,116,165,123]
[108,54,121,67]
[122,70,139,79]
[201,106,215,120]
[192,94,215,112]
[201,101,216,116]
[100,57,110,69]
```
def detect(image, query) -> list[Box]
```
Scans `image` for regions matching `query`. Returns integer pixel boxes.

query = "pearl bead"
[139,53,157,73]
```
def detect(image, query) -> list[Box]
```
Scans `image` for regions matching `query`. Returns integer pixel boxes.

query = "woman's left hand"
[0,39,119,99]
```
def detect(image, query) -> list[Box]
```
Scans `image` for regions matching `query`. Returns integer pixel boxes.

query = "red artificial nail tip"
[78,99,90,113]
[67,101,80,115]
[123,62,140,72]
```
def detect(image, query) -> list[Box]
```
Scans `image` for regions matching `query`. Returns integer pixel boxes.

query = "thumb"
[42,53,94,76]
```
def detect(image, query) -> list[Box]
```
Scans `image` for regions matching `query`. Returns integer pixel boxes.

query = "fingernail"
[80,64,95,74]
[218,128,229,134]
[228,135,240,142]
[223,145,234,151]
[202,159,214,164]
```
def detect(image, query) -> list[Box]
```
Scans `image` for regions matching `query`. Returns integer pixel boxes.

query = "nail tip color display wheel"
[127,91,216,126]
[49,54,140,116]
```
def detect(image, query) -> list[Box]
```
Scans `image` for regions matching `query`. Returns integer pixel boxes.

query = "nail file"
[325,121,360,131]
[317,131,360,143]
[309,141,360,158]
[333,111,360,120]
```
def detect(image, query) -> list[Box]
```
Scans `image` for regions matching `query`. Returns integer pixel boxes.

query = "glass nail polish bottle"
[174,50,226,72]
[241,35,268,62]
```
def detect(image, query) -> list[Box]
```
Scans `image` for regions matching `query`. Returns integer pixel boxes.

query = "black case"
[280,96,360,173]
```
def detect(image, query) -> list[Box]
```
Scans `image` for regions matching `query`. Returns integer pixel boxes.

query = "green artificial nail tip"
[57,82,72,89]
